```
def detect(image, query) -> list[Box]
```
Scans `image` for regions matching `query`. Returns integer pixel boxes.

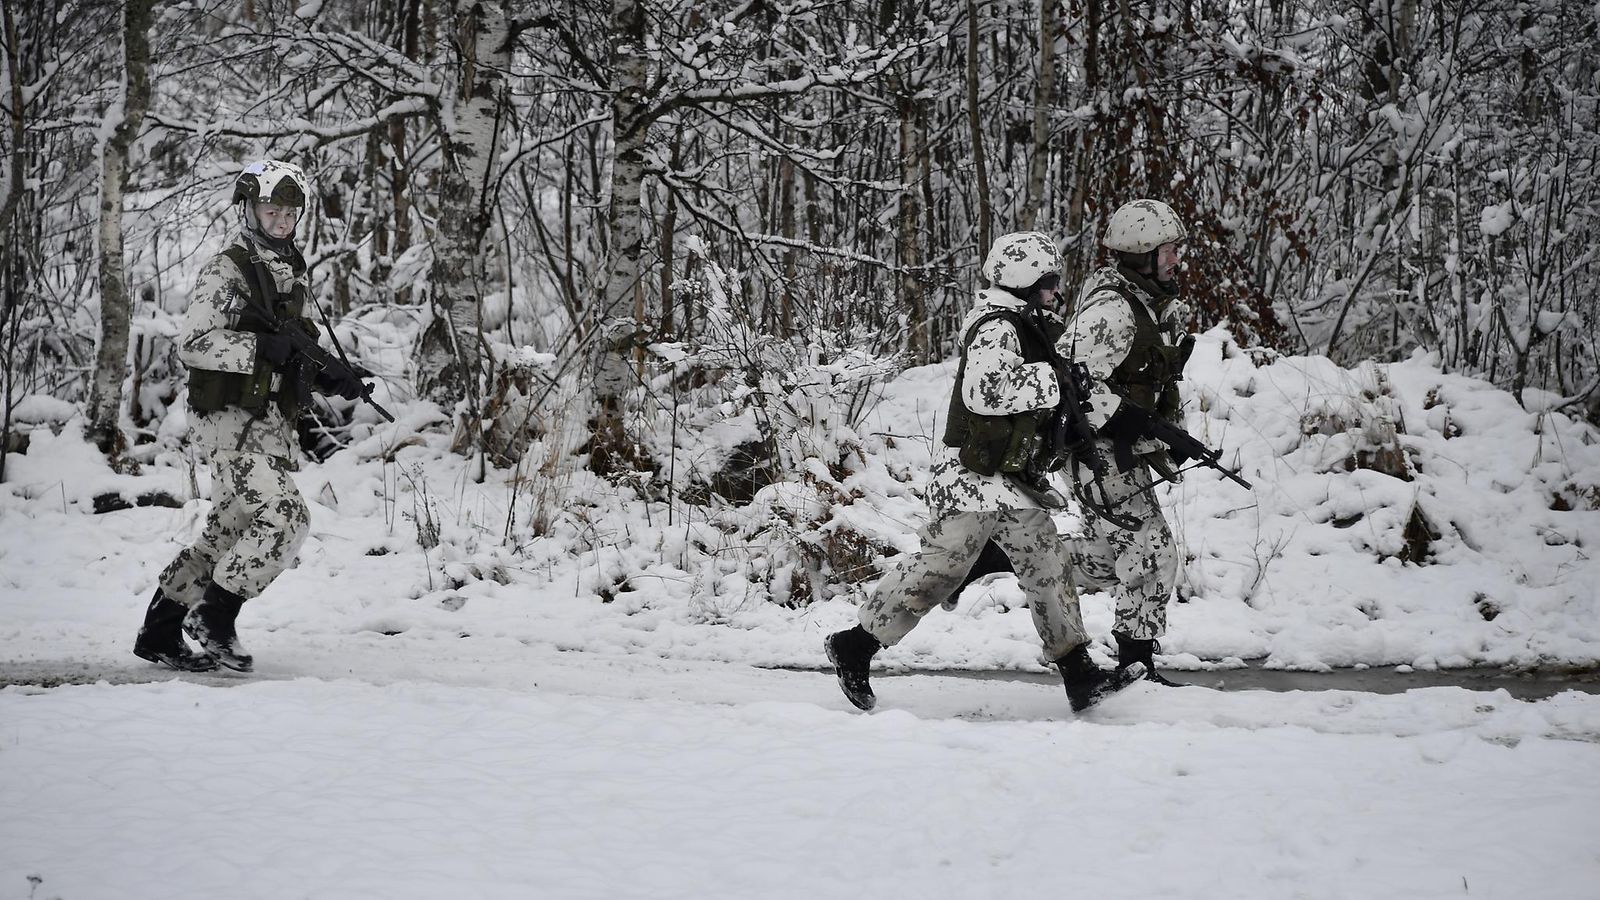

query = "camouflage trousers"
[859,509,1088,659]
[159,450,309,606]
[1069,456,1178,641]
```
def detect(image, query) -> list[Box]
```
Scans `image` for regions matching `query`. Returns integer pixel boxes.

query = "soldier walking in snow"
[825,232,1145,713]
[1058,199,1195,686]
[132,160,369,673]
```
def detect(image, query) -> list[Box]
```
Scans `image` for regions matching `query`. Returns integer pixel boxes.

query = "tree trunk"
[87,0,154,462]
[591,0,651,476]
[898,88,929,364]
[965,0,992,258]
[659,125,683,337]
[0,0,24,244]
[418,0,509,472]
[1021,0,1056,229]
[1064,0,1099,283]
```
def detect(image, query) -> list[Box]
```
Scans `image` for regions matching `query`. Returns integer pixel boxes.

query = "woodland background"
[1,0,1596,493]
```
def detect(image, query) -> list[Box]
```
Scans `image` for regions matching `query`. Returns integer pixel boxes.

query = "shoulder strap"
[1083,281,1141,311]
[221,245,273,310]
[959,308,1025,353]
[226,244,281,304]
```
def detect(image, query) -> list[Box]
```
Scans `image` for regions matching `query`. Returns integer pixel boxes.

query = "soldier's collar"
[975,287,1027,309]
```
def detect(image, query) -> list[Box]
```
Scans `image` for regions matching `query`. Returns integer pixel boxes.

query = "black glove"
[256,332,294,366]
[1099,404,1147,444]
[316,367,367,401]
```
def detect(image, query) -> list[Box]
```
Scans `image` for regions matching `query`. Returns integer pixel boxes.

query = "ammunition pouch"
[956,413,1016,477]
[188,364,274,415]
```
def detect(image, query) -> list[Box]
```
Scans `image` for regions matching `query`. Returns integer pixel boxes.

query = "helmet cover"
[983,231,1063,290]
[1102,199,1188,254]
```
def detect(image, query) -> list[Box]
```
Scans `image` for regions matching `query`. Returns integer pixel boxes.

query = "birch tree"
[86,0,155,461]
[417,0,512,472]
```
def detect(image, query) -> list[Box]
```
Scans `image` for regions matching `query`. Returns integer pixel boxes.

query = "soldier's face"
[1156,242,1182,282]
[255,202,301,239]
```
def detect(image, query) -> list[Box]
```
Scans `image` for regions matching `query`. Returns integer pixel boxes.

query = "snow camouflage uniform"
[826,231,1145,713]
[1057,202,1191,644]
[157,237,314,608]
[859,283,1090,659]
[857,230,1094,662]
[134,160,358,673]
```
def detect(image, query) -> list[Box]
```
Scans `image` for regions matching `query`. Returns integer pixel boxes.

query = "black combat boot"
[133,589,219,672]
[1055,642,1145,712]
[184,583,254,672]
[825,625,881,711]
[1114,632,1183,687]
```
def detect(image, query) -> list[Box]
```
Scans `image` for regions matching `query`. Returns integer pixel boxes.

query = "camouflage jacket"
[1057,265,1190,431]
[178,235,308,461]
[926,289,1063,513]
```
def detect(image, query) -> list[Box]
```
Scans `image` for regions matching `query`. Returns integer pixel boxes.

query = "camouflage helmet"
[1102,199,1188,253]
[232,159,308,208]
[982,231,1062,290]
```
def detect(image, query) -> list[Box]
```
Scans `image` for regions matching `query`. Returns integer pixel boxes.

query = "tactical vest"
[1094,282,1183,412]
[942,307,1062,476]
[188,245,309,418]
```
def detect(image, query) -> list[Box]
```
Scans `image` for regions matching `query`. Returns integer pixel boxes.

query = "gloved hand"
[256,332,294,366]
[316,367,367,401]
[1098,404,1146,444]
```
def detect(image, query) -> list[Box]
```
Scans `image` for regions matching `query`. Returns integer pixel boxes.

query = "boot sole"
[182,625,253,673]
[133,646,220,673]
[1069,662,1147,712]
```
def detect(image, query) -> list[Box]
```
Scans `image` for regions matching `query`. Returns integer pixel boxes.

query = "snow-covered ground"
[4,638,1599,899]
[4,334,1600,898]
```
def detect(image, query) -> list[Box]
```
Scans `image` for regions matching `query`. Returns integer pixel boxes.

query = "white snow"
[3,334,1600,898]
[4,646,1598,899]
[1479,202,1515,237]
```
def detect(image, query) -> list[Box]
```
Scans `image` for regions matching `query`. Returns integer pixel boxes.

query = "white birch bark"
[87,0,153,460]
[590,0,650,474]
[419,0,510,464]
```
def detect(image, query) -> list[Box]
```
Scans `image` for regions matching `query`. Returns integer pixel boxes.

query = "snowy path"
[4,639,1599,900]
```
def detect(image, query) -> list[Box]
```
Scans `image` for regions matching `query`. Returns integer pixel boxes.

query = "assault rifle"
[234,237,395,423]
[276,317,396,423]
[1105,401,1251,490]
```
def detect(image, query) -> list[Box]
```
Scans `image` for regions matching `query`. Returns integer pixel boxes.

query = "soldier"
[132,160,367,673]
[824,232,1145,713]
[1058,199,1193,686]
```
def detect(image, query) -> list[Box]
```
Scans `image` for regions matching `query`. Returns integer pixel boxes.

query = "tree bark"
[87,0,154,461]
[418,0,509,471]
[965,0,992,257]
[1021,0,1056,229]
[590,0,651,476]
[0,0,24,244]
[897,88,929,364]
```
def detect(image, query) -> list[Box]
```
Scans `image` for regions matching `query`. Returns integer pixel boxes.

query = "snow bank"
[2,330,1598,674]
